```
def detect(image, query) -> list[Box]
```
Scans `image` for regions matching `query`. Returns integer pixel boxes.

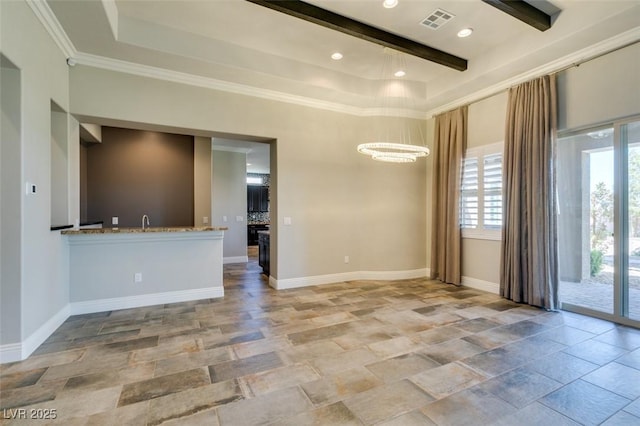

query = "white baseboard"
[0,287,227,364]
[0,343,23,364]
[269,268,429,290]
[462,276,500,294]
[70,287,225,315]
[223,256,248,264]
[0,304,70,364]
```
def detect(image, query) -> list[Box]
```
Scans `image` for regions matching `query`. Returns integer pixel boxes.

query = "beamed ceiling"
[46,0,640,116]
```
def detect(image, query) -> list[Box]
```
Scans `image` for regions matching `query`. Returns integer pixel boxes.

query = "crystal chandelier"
[357,48,430,163]
[357,142,429,163]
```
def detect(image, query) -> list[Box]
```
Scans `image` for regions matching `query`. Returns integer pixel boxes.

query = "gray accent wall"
[85,127,195,228]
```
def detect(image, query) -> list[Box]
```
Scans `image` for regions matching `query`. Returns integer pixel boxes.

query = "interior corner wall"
[194,136,212,227]
[212,150,247,260]
[1,0,72,358]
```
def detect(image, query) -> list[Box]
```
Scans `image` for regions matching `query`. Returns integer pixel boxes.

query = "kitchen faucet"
[142,214,150,230]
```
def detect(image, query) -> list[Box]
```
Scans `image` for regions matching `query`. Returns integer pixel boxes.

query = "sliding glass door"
[623,120,640,321]
[558,117,640,326]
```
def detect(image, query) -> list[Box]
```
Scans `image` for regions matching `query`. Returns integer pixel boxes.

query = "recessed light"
[457,28,473,38]
[331,52,343,60]
[394,70,406,77]
[383,0,398,9]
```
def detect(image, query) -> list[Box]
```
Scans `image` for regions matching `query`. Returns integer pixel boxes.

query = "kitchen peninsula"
[62,227,227,314]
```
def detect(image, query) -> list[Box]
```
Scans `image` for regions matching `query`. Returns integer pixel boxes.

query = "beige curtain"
[430,106,467,285]
[500,75,558,310]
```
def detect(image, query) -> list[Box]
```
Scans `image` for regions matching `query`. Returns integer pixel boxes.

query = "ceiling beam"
[481,0,552,32]
[246,0,467,71]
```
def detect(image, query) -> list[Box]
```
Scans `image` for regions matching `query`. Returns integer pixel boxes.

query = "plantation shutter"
[460,156,479,228]
[483,153,502,229]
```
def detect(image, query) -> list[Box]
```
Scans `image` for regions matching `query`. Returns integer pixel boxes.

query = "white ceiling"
[46,0,640,171]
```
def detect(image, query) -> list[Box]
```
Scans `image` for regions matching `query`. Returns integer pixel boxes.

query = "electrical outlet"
[203,216,209,224]
[134,272,142,283]
[236,216,244,222]
[223,216,228,222]
[112,217,119,225]
[344,255,350,264]
[284,217,292,226]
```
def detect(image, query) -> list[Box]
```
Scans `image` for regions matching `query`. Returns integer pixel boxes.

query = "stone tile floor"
[1,255,640,425]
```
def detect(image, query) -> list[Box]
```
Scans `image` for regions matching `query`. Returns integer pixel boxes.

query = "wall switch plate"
[112,217,119,225]
[203,216,209,224]
[223,216,228,222]
[134,272,142,283]
[284,217,292,226]
[344,256,350,264]
[236,216,243,222]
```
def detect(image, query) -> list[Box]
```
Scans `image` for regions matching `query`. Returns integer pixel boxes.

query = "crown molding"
[26,0,77,59]
[75,53,397,118]
[74,52,428,119]
[25,0,394,118]
[426,27,640,118]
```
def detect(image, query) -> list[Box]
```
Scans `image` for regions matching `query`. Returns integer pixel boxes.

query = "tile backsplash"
[247,173,270,223]
[248,212,270,223]
[247,173,270,186]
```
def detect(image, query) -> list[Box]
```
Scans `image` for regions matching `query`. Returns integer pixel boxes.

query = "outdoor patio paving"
[559,280,640,321]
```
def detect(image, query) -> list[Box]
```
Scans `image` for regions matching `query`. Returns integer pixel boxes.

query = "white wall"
[1,57,22,346]
[212,150,248,262]
[67,231,224,309]
[69,66,429,282]
[0,0,73,359]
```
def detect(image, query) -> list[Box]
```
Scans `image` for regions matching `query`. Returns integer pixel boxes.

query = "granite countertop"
[62,226,228,235]
[248,222,270,225]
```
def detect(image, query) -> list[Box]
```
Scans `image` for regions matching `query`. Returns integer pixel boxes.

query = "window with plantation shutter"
[483,153,502,229]
[460,142,503,240]
[460,157,479,228]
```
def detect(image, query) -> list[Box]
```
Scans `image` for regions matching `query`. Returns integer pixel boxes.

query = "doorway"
[558,117,640,326]
[211,138,272,277]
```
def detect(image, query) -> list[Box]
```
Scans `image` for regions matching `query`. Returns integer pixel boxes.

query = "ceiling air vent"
[420,8,455,30]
